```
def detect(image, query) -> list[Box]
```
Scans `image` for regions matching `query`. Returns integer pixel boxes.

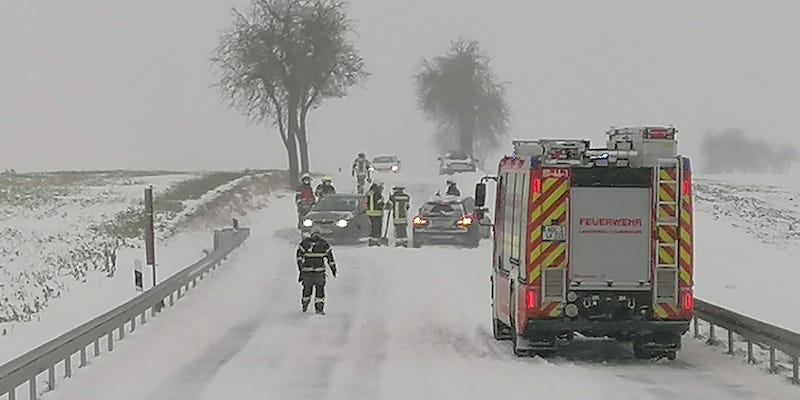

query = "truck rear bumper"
[524,319,690,336]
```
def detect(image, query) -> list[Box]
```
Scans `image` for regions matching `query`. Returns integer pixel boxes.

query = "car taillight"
[412,216,427,226]
[457,215,473,226]
[526,288,539,310]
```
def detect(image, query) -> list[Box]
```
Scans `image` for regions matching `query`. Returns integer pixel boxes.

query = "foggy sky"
[2,1,799,172]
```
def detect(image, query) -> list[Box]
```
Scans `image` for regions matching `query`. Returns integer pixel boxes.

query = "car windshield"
[420,201,463,216]
[312,197,359,212]
[373,156,396,163]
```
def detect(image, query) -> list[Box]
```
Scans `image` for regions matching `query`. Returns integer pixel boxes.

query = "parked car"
[438,151,478,175]
[371,154,402,173]
[411,194,481,248]
[462,196,492,239]
[301,194,370,243]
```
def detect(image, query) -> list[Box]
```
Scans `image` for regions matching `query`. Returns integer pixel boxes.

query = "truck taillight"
[683,179,691,196]
[532,177,541,194]
[526,288,539,310]
[681,291,693,312]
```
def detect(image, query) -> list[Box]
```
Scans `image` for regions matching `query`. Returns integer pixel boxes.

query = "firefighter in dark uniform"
[296,231,337,314]
[315,176,336,198]
[446,179,461,196]
[388,186,411,247]
[365,181,385,246]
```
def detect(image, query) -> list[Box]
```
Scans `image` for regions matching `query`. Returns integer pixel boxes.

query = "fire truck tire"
[492,318,512,341]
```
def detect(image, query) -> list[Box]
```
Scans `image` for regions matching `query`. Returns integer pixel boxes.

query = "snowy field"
[693,173,800,332]
[39,185,798,400]
[0,170,284,363]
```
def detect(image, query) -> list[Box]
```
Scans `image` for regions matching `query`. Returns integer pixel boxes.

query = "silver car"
[411,195,481,248]
[301,194,370,243]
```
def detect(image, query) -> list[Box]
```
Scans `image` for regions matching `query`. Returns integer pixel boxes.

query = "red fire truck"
[473,126,694,359]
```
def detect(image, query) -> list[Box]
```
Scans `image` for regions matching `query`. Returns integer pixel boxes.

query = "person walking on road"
[296,231,337,314]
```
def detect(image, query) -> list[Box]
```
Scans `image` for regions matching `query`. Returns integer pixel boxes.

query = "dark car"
[301,194,370,243]
[411,195,481,248]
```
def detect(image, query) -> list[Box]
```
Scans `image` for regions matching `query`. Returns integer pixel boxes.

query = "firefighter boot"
[301,297,310,312]
[314,298,325,314]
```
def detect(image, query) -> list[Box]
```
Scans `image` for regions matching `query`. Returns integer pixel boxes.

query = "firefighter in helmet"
[365,181,385,246]
[351,152,373,194]
[315,176,336,198]
[295,173,315,229]
[388,186,411,247]
[445,179,461,196]
[296,231,337,314]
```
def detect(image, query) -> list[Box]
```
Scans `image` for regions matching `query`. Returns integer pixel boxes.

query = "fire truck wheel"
[492,319,512,341]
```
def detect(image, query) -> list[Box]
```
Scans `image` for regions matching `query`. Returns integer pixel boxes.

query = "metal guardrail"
[694,298,800,384]
[0,225,250,400]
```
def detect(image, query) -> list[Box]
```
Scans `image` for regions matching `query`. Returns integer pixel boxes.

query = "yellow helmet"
[322,176,332,182]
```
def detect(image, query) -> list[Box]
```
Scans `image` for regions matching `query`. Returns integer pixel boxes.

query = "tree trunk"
[458,111,476,155]
[297,107,310,174]
[287,96,304,179]
[285,136,300,185]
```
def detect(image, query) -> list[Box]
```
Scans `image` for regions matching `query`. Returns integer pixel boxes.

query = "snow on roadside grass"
[0,171,286,363]
[0,170,279,331]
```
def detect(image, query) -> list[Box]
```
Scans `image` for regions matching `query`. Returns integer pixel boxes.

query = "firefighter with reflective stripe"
[351,153,372,194]
[296,231,337,314]
[295,173,315,229]
[388,186,411,247]
[315,176,336,198]
[365,181,385,246]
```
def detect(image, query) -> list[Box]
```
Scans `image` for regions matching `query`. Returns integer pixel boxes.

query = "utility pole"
[144,186,156,288]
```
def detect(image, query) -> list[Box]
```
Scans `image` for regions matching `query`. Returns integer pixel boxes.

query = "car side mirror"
[474,182,487,207]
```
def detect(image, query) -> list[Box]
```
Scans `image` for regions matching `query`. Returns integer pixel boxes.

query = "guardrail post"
[693,317,699,338]
[48,365,55,390]
[141,310,146,325]
[794,357,799,384]
[708,323,716,344]
[64,355,72,378]
[727,330,734,355]
[746,341,754,363]
[8,387,16,400]
[131,316,136,332]
[119,325,124,340]
[169,292,175,306]
[29,378,36,400]
[770,347,777,373]
[80,347,87,367]
[107,332,114,352]
[94,339,100,357]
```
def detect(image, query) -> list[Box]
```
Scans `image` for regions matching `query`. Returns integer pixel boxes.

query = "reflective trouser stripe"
[302,297,311,301]
[314,298,325,303]
[301,267,325,272]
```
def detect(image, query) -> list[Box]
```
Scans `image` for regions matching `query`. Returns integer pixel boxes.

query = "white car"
[370,155,402,173]
[438,151,478,175]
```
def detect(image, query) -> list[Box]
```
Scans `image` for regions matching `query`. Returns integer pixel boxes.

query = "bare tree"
[415,39,510,158]
[211,0,367,184]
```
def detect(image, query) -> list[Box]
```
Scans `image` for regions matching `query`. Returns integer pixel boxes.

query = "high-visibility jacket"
[366,189,384,217]
[352,158,372,176]
[296,237,336,274]
[389,191,411,224]
[296,184,315,204]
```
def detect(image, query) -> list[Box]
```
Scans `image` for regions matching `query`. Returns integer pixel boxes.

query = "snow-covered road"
[44,188,797,400]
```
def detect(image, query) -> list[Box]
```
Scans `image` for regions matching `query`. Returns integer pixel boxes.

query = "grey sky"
[2,1,799,172]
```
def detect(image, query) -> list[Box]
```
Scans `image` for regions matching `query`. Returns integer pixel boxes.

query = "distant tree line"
[700,128,798,174]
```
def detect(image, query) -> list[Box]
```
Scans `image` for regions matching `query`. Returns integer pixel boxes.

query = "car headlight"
[303,219,313,227]
[336,219,348,228]
[391,165,399,172]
